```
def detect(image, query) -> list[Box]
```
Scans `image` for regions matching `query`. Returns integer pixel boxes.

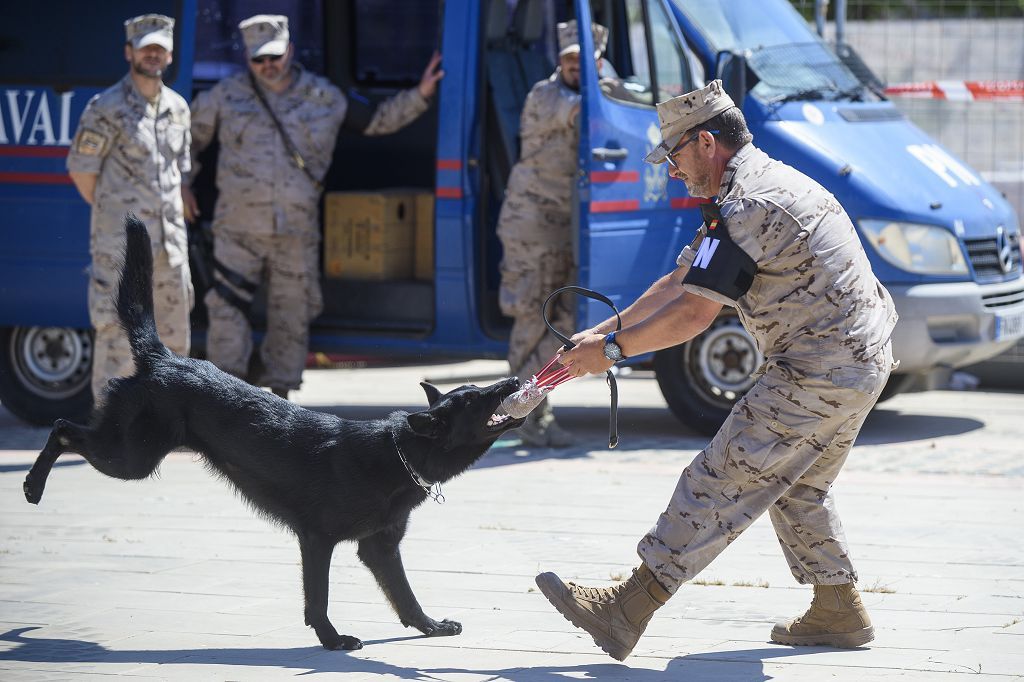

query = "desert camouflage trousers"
[500,246,575,381]
[638,344,894,592]
[497,198,575,381]
[89,230,193,403]
[204,230,322,391]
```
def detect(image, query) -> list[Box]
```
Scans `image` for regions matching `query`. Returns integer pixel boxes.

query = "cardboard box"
[413,192,434,280]
[323,191,415,280]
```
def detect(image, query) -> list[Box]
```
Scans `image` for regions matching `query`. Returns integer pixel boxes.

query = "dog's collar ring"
[393,435,445,504]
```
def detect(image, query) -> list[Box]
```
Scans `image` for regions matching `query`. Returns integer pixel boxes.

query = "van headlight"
[859,220,968,275]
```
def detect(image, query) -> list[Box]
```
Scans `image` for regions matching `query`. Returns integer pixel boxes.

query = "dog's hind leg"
[298,533,362,651]
[24,419,91,505]
[357,521,462,638]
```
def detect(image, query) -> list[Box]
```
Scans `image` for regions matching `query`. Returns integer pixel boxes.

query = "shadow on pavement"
[857,408,983,445]
[1,626,844,679]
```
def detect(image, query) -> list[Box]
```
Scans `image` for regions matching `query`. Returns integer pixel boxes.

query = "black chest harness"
[682,202,758,305]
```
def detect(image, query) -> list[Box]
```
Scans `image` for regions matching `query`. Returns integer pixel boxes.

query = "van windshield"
[672,0,863,102]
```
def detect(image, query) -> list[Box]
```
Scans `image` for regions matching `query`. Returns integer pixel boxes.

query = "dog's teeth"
[487,413,512,427]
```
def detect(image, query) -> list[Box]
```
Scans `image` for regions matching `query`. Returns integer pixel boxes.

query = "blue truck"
[1,0,1022,433]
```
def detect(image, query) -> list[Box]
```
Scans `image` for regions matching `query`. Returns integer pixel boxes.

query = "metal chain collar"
[392,434,445,504]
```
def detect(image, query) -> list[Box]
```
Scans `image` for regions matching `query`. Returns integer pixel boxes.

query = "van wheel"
[654,313,762,436]
[0,326,93,426]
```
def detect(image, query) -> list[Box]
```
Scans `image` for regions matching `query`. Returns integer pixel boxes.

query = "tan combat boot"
[516,398,575,448]
[516,411,550,447]
[535,563,670,660]
[771,583,874,648]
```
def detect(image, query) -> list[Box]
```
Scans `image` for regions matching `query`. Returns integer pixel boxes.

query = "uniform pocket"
[165,122,186,155]
[722,386,823,483]
[499,270,538,317]
[827,365,881,396]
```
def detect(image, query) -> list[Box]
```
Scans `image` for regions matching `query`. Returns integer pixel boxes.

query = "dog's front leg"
[357,524,462,637]
[24,419,90,505]
[298,533,362,651]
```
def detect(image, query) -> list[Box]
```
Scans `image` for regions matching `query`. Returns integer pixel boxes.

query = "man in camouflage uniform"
[497,20,608,448]
[185,15,443,398]
[533,80,900,660]
[67,14,193,405]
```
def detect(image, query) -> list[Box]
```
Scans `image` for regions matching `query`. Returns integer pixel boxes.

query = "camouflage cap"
[124,14,174,51]
[239,15,290,58]
[645,80,736,164]
[557,20,609,58]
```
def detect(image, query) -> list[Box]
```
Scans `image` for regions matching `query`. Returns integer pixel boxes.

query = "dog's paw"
[321,634,363,651]
[23,474,42,505]
[424,618,462,637]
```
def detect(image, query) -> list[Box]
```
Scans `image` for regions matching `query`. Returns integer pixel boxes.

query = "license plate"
[995,309,1024,341]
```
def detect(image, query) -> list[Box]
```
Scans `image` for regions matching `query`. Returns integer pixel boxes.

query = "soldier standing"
[185,15,443,399]
[533,80,900,660]
[496,20,608,448]
[67,14,193,405]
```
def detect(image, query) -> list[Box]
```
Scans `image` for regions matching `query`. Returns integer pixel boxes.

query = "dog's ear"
[420,381,443,406]
[407,411,444,438]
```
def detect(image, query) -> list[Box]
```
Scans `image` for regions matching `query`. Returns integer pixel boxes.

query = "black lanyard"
[542,286,622,448]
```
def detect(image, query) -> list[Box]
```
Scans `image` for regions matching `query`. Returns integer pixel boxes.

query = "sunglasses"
[250,54,284,65]
[665,129,720,171]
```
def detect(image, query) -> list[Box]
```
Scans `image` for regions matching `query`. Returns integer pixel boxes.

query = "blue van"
[1,0,1021,433]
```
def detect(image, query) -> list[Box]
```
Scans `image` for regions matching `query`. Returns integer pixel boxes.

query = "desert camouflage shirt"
[678,143,898,365]
[190,65,429,235]
[67,74,191,266]
[506,70,580,206]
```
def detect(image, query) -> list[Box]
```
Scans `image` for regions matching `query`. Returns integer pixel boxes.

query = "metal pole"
[835,0,847,45]
[814,0,828,38]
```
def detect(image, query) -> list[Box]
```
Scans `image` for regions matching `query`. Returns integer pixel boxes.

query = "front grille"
[982,286,1024,310]
[965,230,1022,280]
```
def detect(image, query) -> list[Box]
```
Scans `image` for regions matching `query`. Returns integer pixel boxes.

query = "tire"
[0,326,94,426]
[654,312,763,436]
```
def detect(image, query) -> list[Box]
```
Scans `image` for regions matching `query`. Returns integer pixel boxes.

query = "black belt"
[542,286,622,448]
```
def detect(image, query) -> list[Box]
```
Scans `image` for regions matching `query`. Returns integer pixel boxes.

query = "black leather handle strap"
[541,286,622,448]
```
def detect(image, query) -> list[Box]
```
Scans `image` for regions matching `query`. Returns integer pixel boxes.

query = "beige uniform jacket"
[67,75,191,265]
[504,72,580,221]
[189,66,429,237]
[678,143,898,368]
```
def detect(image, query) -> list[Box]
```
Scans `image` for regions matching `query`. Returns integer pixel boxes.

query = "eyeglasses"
[250,54,284,65]
[665,129,720,171]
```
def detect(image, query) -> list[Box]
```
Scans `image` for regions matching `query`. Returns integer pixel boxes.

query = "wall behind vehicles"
[792,0,1024,384]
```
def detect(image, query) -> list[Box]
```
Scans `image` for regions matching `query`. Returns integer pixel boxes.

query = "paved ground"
[1,360,1022,680]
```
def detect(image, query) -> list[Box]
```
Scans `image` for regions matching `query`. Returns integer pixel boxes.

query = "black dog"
[23,214,525,650]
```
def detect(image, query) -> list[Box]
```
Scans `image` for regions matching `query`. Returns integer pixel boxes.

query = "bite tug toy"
[488,287,623,448]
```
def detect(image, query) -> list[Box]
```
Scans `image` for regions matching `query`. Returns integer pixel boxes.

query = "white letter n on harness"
[693,238,720,269]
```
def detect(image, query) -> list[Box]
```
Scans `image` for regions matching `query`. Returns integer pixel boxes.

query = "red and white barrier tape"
[884,80,1024,101]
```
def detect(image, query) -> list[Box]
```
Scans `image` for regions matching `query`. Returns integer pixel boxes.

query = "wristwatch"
[603,332,626,362]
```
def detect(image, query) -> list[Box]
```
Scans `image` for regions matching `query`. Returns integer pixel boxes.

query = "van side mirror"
[715,51,748,109]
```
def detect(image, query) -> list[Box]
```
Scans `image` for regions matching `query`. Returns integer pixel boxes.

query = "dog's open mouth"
[486,379,528,432]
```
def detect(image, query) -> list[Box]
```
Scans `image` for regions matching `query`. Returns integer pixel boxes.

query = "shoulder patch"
[75,129,107,156]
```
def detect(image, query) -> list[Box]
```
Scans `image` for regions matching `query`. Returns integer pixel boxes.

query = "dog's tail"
[116,213,169,368]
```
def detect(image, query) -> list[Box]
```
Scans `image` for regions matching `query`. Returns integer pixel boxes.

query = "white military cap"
[124,14,174,51]
[557,20,608,58]
[239,15,290,58]
[645,79,736,164]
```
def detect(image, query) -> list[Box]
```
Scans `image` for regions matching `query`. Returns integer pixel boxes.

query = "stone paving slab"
[1,361,1023,680]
